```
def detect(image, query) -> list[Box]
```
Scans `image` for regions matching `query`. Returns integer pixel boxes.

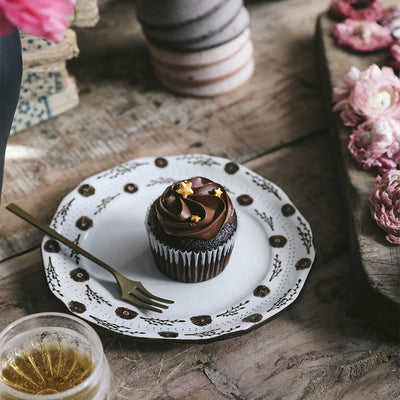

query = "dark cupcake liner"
[147,229,237,283]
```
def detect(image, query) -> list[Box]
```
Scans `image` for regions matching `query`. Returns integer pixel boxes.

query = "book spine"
[69,0,100,27]
[11,76,79,134]
[21,29,79,68]
[19,64,68,102]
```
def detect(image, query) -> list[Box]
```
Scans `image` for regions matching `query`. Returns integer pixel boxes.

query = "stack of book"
[70,0,100,27]
[11,0,100,134]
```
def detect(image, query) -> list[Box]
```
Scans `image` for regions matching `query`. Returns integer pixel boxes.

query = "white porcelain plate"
[41,154,315,341]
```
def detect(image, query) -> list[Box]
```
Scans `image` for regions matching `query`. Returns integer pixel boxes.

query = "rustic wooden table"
[1,0,399,398]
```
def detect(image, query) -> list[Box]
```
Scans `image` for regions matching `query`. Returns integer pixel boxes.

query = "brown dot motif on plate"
[295,258,312,270]
[154,157,168,168]
[242,313,263,323]
[158,331,178,338]
[68,301,86,314]
[76,216,93,231]
[281,204,296,217]
[190,315,212,326]
[70,268,89,282]
[124,183,138,194]
[253,285,270,298]
[237,194,253,206]
[78,184,95,197]
[224,162,239,174]
[44,239,60,253]
[115,307,138,320]
[269,235,287,248]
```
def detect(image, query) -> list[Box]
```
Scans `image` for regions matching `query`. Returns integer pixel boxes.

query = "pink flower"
[380,6,400,40]
[0,0,75,42]
[389,43,400,71]
[333,19,393,52]
[348,118,400,174]
[329,0,387,22]
[370,170,400,244]
[332,64,400,126]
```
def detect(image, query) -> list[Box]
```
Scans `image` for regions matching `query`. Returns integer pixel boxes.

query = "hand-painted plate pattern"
[41,154,315,341]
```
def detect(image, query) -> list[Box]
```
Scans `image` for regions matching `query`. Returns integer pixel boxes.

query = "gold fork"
[6,203,174,313]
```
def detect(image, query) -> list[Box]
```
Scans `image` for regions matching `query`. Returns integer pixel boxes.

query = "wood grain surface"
[1,134,399,399]
[0,0,326,261]
[0,0,399,399]
[317,12,400,339]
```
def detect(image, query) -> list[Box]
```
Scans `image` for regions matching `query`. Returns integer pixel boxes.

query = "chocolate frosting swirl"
[155,176,234,239]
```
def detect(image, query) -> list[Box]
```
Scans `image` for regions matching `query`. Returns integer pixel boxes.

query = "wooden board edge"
[316,13,400,340]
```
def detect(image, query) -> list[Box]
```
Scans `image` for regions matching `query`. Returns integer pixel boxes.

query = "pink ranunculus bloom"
[333,19,393,52]
[348,118,400,174]
[329,0,387,22]
[370,170,400,244]
[389,43,400,71]
[380,6,400,40]
[332,64,400,126]
[0,0,75,42]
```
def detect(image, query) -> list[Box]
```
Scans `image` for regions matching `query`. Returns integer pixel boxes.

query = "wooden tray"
[317,12,400,339]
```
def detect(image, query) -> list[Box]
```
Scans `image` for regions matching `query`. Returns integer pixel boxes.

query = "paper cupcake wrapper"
[147,229,237,282]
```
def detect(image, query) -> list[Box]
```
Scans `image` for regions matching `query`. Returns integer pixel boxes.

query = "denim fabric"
[0,29,22,201]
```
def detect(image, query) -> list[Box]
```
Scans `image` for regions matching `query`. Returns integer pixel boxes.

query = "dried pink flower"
[329,0,387,22]
[0,0,75,42]
[380,5,400,40]
[348,118,400,174]
[333,19,393,52]
[370,170,400,244]
[389,43,400,71]
[332,64,400,126]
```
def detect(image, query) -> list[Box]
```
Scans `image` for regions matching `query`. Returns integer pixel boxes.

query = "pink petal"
[333,19,393,52]
[381,6,400,40]
[332,64,400,128]
[329,0,387,21]
[0,13,14,35]
[0,0,76,42]
[370,170,400,244]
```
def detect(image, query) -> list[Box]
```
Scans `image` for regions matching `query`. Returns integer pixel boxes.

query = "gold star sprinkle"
[214,187,223,198]
[191,215,201,223]
[176,181,194,199]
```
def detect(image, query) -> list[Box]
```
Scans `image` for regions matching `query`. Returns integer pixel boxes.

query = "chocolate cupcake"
[145,176,237,282]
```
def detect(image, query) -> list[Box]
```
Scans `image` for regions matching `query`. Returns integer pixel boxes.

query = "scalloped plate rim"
[41,154,315,341]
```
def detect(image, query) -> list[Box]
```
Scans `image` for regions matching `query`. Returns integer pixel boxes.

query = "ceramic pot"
[0,29,22,200]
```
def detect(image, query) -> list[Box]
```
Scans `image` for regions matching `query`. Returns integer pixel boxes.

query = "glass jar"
[0,313,115,400]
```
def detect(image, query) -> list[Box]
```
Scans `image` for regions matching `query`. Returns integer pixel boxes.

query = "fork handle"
[6,203,119,277]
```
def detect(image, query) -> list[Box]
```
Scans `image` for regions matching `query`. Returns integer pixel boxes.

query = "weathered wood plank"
[0,0,330,260]
[0,133,398,399]
[0,131,343,317]
[2,251,398,400]
[317,13,400,339]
